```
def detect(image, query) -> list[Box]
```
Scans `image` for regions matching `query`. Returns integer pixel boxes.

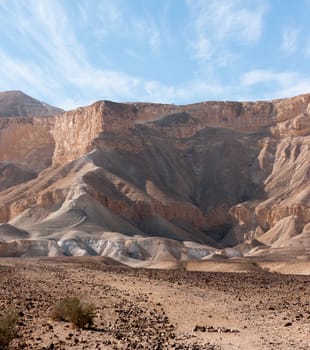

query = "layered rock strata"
[0,93,309,262]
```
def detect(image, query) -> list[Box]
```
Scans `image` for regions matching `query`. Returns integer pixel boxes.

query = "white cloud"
[0,0,148,107]
[97,0,124,34]
[192,36,213,61]
[0,0,217,107]
[0,49,59,100]
[240,69,310,100]
[132,19,161,53]
[77,0,161,52]
[143,79,225,104]
[276,79,310,99]
[2,0,308,109]
[281,27,299,54]
[241,69,298,87]
[186,0,268,63]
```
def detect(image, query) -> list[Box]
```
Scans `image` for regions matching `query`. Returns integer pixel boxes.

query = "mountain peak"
[0,90,63,118]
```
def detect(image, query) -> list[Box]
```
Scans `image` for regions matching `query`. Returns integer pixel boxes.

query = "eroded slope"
[0,94,309,266]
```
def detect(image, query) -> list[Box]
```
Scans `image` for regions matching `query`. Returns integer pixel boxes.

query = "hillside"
[0,90,63,118]
[0,93,309,270]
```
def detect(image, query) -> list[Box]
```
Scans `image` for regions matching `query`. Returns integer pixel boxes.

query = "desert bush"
[51,297,95,329]
[0,309,18,349]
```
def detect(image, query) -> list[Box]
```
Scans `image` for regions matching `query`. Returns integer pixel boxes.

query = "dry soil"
[0,257,309,350]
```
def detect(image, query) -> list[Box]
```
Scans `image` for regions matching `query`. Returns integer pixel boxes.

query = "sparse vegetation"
[0,309,18,349]
[51,297,95,329]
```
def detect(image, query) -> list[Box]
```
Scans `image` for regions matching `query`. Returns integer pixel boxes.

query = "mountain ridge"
[0,90,63,118]
[0,92,309,269]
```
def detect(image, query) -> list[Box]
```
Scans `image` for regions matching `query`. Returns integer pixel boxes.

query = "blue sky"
[1,0,310,110]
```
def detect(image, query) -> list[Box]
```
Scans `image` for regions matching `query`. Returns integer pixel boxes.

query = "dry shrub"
[0,310,18,349]
[51,297,95,329]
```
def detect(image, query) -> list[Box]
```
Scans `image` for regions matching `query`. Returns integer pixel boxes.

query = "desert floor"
[0,257,309,350]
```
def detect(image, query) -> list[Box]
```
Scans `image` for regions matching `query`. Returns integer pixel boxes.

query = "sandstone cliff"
[0,91,62,191]
[0,117,54,171]
[0,93,309,263]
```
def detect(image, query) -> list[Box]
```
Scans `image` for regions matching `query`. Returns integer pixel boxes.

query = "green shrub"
[51,297,95,329]
[0,310,18,349]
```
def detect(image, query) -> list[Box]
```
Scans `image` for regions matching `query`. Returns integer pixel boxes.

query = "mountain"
[0,90,63,191]
[0,93,309,269]
[0,90,63,118]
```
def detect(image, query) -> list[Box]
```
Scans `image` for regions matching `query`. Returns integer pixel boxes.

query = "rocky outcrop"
[51,103,104,165]
[0,92,309,261]
[0,90,63,118]
[51,94,310,164]
[0,117,55,172]
[0,91,62,191]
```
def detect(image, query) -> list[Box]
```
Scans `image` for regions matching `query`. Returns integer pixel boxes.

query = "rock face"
[0,91,61,193]
[0,90,63,118]
[0,117,55,172]
[0,92,309,263]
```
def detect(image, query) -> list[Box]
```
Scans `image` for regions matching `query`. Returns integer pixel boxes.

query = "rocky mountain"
[0,91,61,192]
[0,92,309,269]
[0,90,63,118]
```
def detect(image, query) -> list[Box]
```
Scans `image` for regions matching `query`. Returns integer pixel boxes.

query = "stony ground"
[0,257,309,350]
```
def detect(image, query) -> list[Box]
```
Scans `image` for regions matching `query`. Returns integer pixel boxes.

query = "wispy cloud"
[0,0,214,107]
[0,49,56,97]
[96,0,124,38]
[0,0,309,109]
[77,2,89,26]
[143,79,225,103]
[275,78,310,99]
[240,69,310,100]
[186,0,268,63]
[0,0,153,107]
[281,27,299,54]
[192,36,213,61]
[241,69,298,87]
[77,0,161,52]
[132,18,161,53]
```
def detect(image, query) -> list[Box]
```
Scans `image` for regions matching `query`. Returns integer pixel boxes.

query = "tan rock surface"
[0,117,55,172]
[0,92,309,265]
[0,91,62,191]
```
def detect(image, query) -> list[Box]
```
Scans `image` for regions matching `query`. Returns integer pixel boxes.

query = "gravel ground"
[0,257,309,349]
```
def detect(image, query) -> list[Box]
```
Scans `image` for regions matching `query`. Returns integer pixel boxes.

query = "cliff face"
[49,95,309,165]
[0,91,62,192]
[0,117,55,171]
[51,103,104,166]
[0,93,309,260]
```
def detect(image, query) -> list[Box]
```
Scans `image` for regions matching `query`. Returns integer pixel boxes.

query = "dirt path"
[0,258,309,349]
